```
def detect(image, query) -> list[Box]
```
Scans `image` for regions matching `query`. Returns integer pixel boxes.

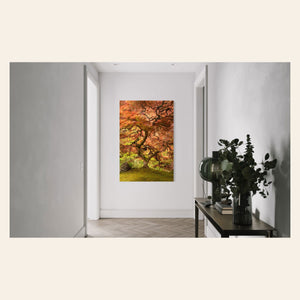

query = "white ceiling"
[94,62,204,73]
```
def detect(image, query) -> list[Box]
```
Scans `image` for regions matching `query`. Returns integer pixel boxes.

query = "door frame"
[84,65,100,237]
[194,65,208,199]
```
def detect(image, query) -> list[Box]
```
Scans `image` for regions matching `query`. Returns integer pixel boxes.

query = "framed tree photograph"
[120,100,174,181]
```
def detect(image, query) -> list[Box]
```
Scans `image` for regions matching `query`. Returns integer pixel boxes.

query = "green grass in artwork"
[120,168,173,182]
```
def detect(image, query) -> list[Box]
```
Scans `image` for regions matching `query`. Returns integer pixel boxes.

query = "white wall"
[10,63,86,237]
[100,73,195,217]
[207,63,290,237]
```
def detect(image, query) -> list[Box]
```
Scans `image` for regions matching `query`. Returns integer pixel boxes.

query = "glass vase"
[233,192,252,225]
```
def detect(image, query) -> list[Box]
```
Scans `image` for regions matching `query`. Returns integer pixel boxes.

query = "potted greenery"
[216,134,277,225]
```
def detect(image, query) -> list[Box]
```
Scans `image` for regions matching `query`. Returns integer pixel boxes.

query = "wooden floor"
[87,218,204,238]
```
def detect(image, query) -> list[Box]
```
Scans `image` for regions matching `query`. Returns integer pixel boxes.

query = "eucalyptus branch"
[216,134,277,199]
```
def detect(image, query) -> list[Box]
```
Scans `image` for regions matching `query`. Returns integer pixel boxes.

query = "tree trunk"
[142,160,150,168]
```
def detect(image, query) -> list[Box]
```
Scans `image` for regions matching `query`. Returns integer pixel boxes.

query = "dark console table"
[195,198,276,238]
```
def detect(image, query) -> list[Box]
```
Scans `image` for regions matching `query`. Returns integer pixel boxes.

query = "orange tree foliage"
[120,100,174,170]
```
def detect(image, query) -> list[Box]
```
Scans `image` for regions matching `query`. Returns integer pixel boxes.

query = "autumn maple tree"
[120,100,174,171]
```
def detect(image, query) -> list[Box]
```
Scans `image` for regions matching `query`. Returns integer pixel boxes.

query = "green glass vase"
[233,192,252,225]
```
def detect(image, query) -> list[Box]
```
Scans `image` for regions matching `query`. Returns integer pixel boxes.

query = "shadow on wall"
[271,140,290,237]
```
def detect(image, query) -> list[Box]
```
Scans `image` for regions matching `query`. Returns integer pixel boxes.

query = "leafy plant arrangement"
[217,134,277,200]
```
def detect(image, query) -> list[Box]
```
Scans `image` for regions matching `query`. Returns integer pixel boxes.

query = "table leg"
[221,234,229,238]
[195,203,199,238]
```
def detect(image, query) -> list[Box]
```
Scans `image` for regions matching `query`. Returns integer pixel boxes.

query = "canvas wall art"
[120,100,174,181]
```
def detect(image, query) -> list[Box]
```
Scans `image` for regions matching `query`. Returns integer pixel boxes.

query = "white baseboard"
[100,209,195,218]
[88,217,100,221]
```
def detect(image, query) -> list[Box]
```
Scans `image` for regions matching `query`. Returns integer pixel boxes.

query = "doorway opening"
[85,63,207,237]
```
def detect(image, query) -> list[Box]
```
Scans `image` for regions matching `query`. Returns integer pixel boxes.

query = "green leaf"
[269,159,277,169]
[221,159,233,172]
[265,153,270,160]
[219,139,228,145]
